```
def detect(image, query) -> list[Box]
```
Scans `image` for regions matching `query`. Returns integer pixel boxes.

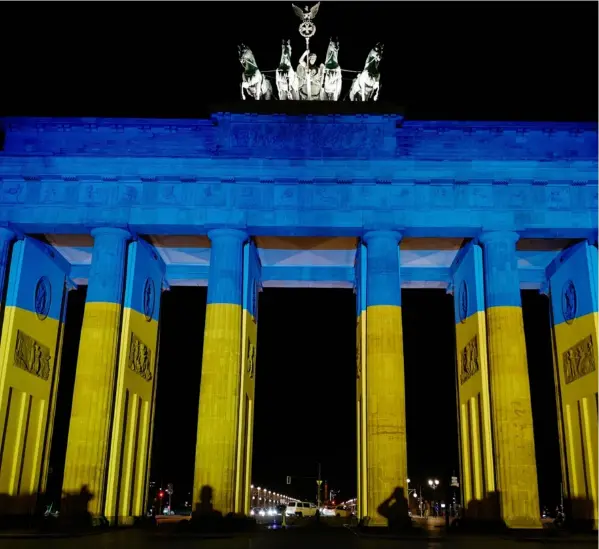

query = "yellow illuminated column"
[355,241,368,519]
[193,229,248,517]
[103,240,165,525]
[235,240,260,515]
[479,231,541,529]
[362,230,407,526]
[547,240,598,530]
[451,242,496,520]
[62,228,131,517]
[0,235,69,516]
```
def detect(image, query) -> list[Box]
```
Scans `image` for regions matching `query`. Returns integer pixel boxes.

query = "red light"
[159,491,164,498]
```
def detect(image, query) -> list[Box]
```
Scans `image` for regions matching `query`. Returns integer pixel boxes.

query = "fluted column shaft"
[193,229,247,516]
[62,227,131,516]
[363,230,408,526]
[479,230,541,529]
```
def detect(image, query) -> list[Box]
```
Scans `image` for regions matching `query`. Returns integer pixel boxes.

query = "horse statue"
[321,37,342,101]
[238,43,273,100]
[275,39,299,100]
[349,42,383,102]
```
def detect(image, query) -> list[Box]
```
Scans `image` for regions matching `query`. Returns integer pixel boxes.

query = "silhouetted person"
[377,487,411,531]
[61,485,94,528]
[196,485,222,517]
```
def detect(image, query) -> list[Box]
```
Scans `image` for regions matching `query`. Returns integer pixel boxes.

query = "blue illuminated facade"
[0,110,596,528]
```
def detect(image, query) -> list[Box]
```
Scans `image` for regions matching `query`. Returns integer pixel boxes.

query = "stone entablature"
[2,114,597,161]
[0,113,596,237]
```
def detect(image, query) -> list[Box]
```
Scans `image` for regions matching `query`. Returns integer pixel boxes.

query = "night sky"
[4,1,596,511]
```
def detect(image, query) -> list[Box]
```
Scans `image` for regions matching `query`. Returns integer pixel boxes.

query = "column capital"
[0,227,17,242]
[207,229,248,244]
[362,230,403,245]
[90,227,132,241]
[477,230,520,246]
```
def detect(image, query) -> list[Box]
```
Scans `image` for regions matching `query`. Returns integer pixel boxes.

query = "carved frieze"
[228,123,384,151]
[14,330,51,380]
[128,333,153,381]
[563,334,595,384]
[460,335,480,385]
[246,339,256,379]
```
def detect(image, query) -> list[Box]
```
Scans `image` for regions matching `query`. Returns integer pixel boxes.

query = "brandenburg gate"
[0,106,596,529]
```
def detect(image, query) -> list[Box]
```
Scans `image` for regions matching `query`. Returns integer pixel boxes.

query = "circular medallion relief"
[562,280,577,325]
[143,278,156,322]
[35,276,52,321]
[458,280,468,323]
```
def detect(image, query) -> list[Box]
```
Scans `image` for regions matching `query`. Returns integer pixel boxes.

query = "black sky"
[2,2,597,121]
[5,0,596,511]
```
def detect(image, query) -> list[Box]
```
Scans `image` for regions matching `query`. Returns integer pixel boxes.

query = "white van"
[285,501,318,517]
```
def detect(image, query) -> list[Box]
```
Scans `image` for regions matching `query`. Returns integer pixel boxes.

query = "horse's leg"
[241,83,246,100]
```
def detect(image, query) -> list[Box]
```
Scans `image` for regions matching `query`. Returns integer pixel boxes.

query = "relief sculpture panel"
[128,332,153,381]
[246,339,256,380]
[460,335,480,385]
[563,334,596,384]
[229,123,384,151]
[14,330,51,381]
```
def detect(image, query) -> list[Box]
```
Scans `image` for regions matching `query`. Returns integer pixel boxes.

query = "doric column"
[62,227,131,517]
[355,241,367,519]
[0,228,17,305]
[546,240,598,530]
[193,229,247,517]
[450,242,496,520]
[479,230,541,529]
[0,235,69,516]
[363,230,408,526]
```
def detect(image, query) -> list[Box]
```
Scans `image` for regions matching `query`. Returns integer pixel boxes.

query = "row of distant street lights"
[250,485,299,507]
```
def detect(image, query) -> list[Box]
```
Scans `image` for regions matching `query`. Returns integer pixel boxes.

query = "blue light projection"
[0,112,596,290]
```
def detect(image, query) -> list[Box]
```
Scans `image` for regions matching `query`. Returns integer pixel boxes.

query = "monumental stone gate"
[0,106,596,529]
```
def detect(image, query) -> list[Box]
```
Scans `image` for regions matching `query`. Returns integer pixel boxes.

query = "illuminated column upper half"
[193,229,248,516]
[62,227,131,516]
[0,228,17,305]
[363,230,408,527]
[479,230,541,529]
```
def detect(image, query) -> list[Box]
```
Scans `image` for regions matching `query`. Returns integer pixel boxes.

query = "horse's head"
[238,43,256,69]
[281,39,292,58]
[365,42,384,71]
[373,42,384,61]
[325,37,340,69]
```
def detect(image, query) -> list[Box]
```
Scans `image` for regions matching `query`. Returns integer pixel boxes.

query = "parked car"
[285,501,318,517]
[332,505,352,518]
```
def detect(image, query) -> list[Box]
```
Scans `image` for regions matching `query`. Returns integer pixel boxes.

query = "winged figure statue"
[292,2,320,22]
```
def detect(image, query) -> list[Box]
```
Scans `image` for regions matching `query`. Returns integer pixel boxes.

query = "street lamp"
[406,478,417,499]
[427,479,440,517]
[428,479,440,491]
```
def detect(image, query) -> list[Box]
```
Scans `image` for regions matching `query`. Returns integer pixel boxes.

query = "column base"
[361,513,413,529]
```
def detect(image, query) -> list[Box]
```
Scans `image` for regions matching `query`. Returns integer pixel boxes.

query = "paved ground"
[0,515,595,549]
[0,525,596,549]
